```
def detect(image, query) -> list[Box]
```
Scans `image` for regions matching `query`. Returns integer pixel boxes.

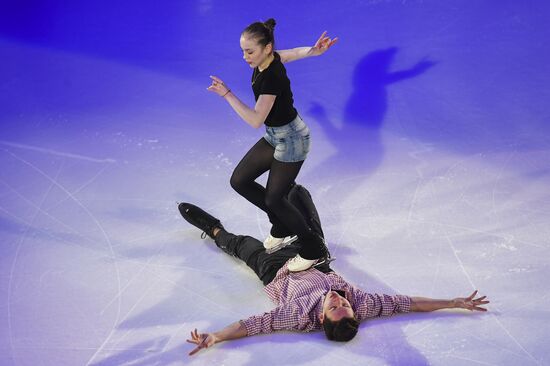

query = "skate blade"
[265,235,298,254]
[314,257,336,267]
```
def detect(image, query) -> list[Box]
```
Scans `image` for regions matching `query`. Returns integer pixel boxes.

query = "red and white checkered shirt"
[241,263,411,336]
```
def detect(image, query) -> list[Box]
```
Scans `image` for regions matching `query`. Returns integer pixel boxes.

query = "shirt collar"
[333,289,347,298]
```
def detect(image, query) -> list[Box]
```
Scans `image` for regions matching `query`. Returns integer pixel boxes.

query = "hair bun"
[264,18,276,31]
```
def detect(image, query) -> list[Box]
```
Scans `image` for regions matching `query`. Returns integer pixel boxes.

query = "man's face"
[320,290,354,323]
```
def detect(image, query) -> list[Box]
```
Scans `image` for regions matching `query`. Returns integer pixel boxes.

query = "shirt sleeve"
[258,69,283,96]
[351,288,411,322]
[240,302,320,336]
[240,306,294,336]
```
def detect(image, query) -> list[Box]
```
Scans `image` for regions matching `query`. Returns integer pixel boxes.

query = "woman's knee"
[230,171,245,192]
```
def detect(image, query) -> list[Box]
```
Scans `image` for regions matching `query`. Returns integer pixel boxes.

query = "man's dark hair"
[323,316,359,342]
[242,18,276,51]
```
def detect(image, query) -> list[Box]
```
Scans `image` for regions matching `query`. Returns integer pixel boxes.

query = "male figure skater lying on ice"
[178,184,489,356]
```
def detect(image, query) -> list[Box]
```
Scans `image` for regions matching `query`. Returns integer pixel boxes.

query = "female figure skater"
[207,19,337,271]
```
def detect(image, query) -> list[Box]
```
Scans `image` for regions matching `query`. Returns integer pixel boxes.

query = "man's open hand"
[453,290,490,312]
[186,328,217,356]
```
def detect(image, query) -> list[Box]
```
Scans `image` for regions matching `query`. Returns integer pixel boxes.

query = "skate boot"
[177,202,224,239]
[314,235,335,268]
[288,233,334,272]
[264,234,298,254]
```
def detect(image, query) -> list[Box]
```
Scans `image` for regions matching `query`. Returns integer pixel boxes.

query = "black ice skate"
[178,202,224,239]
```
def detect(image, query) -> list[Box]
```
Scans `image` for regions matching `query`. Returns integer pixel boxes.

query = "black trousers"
[214,185,331,285]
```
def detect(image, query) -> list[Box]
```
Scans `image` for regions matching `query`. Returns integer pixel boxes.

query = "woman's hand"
[186,328,218,356]
[308,31,338,57]
[453,290,490,312]
[207,75,231,97]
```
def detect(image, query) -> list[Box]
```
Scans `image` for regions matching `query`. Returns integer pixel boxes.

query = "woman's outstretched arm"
[207,75,275,128]
[278,31,338,64]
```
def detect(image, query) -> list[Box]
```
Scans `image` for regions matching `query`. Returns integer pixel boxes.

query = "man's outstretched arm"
[186,305,309,355]
[186,321,247,356]
[410,290,489,312]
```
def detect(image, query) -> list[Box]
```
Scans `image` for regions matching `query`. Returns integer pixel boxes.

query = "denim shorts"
[263,115,311,163]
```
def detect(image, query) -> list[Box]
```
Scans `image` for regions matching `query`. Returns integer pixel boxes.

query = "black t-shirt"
[251,52,298,127]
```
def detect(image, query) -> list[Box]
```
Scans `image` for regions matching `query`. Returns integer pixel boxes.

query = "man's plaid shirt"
[241,262,411,335]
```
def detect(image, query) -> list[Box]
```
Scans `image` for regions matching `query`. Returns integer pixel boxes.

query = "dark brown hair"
[242,18,276,51]
[323,316,359,342]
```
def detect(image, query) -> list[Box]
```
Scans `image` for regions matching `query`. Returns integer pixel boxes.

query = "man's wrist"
[211,332,222,344]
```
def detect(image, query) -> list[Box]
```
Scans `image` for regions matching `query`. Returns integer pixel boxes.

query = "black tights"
[230,137,315,241]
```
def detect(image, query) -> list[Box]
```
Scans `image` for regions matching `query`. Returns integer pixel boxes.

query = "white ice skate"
[264,234,298,254]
